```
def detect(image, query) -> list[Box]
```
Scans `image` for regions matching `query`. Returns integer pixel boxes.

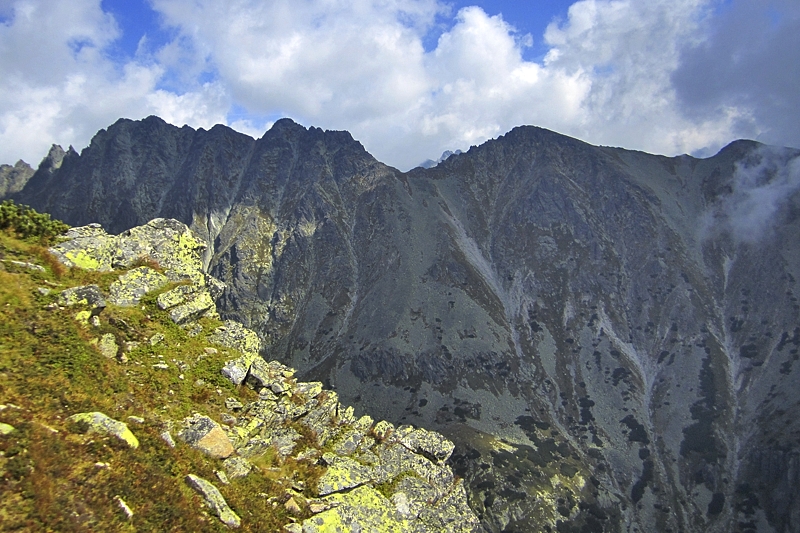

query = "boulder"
[177,414,234,459]
[221,356,254,386]
[58,285,106,311]
[209,321,261,354]
[114,219,206,284]
[49,224,116,271]
[185,474,240,529]
[67,412,139,449]
[399,428,455,462]
[214,322,263,385]
[108,266,169,306]
[317,453,373,496]
[95,333,119,359]
[222,456,253,479]
[302,485,409,532]
[156,284,196,310]
[167,290,215,324]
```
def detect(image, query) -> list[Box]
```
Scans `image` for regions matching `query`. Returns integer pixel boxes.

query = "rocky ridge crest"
[0,215,478,531]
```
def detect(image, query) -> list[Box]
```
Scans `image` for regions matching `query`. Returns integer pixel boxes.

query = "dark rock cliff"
[10,116,800,533]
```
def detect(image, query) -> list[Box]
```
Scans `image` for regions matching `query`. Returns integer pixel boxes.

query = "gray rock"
[316,452,373,496]
[67,412,139,448]
[185,474,240,528]
[160,430,176,448]
[177,414,234,459]
[58,285,106,310]
[222,456,253,479]
[108,266,168,306]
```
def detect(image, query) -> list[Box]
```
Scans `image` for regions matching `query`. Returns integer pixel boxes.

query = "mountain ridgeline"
[8,116,800,533]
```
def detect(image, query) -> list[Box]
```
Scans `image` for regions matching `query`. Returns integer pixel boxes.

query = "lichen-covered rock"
[317,452,373,496]
[417,480,479,532]
[95,333,119,359]
[177,414,234,459]
[372,420,395,441]
[0,422,15,435]
[58,285,106,310]
[222,456,252,479]
[391,476,439,520]
[67,412,139,448]
[332,427,367,456]
[185,474,241,529]
[115,219,206,283]
[210,321,261,355]
[108,266,168,306]
[156,284,195,310]
[214,322,264,384]
[269,426,302,457]
[49,224,116,271]
[302,485,410,532]
[400,428,455,462]
[221,356,255,386]
[167,290,215,324]
[50,219,220,293]
[243,357,273,390]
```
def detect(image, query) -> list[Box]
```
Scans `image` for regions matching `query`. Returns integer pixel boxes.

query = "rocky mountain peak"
[0,159,35,197]
[6,117,800,533]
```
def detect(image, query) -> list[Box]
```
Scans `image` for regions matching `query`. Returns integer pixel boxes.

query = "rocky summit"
[7,116,800,532]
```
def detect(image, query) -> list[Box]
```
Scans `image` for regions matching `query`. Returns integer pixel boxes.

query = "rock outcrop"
[43,217,479,531]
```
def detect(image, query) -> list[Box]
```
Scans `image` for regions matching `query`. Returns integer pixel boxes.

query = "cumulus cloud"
[144,0,736,169]
[0,0,229,166]
[0,0,797,171]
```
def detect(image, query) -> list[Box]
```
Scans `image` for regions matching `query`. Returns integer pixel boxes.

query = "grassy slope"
[0,230,321,532]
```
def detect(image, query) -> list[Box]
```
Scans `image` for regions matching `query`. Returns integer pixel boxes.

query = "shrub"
[0,200,69,241]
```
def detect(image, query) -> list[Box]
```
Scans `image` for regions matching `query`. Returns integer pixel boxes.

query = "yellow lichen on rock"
[67,412,139,449]
[108,266,169,306]
[303,485,410,533]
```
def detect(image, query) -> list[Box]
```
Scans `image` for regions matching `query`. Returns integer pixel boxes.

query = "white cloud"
[701,146,800,243]
[0,0,796,172]
[0,0,229,166]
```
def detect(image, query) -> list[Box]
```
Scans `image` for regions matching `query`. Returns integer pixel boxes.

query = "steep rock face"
[0,159,35,197]
[13,118,800,533]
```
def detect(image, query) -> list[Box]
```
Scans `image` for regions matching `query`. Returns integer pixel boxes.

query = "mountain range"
[5,115,800,533]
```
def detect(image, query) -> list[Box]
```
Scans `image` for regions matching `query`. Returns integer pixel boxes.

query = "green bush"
[0,200,69,240]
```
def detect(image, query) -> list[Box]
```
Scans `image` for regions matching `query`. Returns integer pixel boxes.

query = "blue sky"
[1,0,798,170]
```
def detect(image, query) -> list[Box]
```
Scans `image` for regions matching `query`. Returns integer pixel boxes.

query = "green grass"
[0,228,321,531]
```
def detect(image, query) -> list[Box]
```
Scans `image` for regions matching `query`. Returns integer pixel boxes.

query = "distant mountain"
[0,159,35,197]
[418,149,464,169]
[9,115,800,533]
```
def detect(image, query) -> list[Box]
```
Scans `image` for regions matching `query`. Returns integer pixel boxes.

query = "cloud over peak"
[0,0,797,170]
